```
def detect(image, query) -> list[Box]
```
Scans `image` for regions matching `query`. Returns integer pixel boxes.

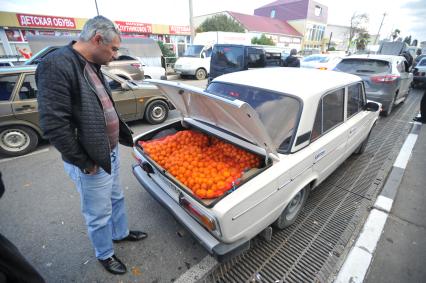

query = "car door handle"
[15,105,34,111]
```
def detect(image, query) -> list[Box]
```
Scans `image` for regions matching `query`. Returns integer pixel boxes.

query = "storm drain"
[201,92,422,283]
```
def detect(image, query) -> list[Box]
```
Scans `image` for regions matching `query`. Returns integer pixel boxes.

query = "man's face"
[93,34,120,65]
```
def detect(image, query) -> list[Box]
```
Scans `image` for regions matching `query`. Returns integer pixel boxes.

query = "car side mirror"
[364,101,379,112]
[121,82,131,91]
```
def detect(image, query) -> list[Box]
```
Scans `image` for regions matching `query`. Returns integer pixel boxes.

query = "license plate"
[154,169,181,201]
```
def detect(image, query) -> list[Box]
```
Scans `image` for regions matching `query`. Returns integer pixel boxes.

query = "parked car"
[132,68,380,261]
[300,54,342,70]
[0,65,172,156]
[117,54,167,80]
[413,54,426,67]
[334,55,412,116]
[25,46,144,81]
[412,57,426,88]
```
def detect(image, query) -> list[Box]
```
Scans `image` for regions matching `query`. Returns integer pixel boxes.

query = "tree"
[347,13,369,52]
[196,14,245,33]
[157,41,176,63]
[251,34,275,45]
[403,35,412,45]
[355,31,370,51]
[412,39,418,46]
[391,29,400,41]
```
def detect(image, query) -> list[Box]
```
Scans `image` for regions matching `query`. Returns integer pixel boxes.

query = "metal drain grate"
[201,92,421,283]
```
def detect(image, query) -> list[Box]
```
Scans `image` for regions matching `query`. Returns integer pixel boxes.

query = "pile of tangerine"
[139,130,261,199]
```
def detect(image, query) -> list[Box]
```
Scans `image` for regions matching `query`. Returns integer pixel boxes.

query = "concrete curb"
[335,121,422,283]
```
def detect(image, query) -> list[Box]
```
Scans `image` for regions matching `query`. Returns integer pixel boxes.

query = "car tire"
[144,75,152,79]
[273,185,309,230]
[144,100,169,124]
[382,95,396,117]
[195,68,207,80]
[0,126,39,157]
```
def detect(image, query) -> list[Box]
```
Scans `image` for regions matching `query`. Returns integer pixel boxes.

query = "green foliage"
[412,39,418,46]
[157,41,176,63]
[196,14,245,33]
[355,32,370,51]
[327,46,336,51]
[251,34,275,45]
[347,13,369,52]
[403,35,412,45]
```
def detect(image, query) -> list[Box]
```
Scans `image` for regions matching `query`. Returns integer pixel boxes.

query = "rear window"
[335,59,391,74]
[211,46,244,69]
[418,58,426,67]
[206,82,301,152]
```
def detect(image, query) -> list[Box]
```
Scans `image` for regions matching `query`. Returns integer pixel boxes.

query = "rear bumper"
[413,76,426,84]
[366,93,393,111]
[132,163,250,261]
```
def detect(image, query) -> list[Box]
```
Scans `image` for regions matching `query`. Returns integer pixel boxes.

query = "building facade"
[0,11,191,59]
[254,0,328,51]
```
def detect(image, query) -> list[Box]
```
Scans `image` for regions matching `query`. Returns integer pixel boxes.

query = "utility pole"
[374,13,386,45]
[189,0,195,44]
[94,0,100,16]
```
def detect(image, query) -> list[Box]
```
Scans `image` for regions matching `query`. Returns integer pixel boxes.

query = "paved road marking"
[335,121,421,283]
[0,148,50,164]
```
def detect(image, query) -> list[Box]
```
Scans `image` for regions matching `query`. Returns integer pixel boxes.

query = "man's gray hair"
[79,15,121,43]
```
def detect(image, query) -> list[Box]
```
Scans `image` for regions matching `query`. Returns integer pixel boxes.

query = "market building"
[0,11,191,59]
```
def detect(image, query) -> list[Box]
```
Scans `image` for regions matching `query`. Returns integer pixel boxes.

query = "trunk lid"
[145,79,278,157]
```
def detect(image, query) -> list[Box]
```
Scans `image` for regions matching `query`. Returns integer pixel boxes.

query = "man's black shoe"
[413,117,426,123]
[98,255,127,274]
[113,230,148,243]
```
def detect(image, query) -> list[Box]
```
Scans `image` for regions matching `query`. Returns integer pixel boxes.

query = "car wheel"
[273,185,309,230]
[382,95,396,117]
[144,100,169,124]
[144,75,152,79]
[195,68,207,80]
[0,126,39,157]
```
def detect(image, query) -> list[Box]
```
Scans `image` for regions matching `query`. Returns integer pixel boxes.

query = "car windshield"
[334,59,391,74]
[418,58,426,67]
[303,55,330,63]
[206,82,301,152]
[183,45,204,57]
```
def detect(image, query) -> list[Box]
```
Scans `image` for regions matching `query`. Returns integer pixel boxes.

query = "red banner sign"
[17,13,76,29]
[169,25,191,35]
[115,21,152,34]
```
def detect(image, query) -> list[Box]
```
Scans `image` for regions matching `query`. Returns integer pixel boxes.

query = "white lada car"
[132,68,380,261]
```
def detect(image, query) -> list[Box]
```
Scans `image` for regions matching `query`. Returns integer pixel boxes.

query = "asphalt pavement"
[365,122,426,282]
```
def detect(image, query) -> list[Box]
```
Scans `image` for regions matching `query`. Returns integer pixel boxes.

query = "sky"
[1,0,425,42]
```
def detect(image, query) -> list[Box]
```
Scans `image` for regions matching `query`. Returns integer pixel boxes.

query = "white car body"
[301,54,343,70]
[141,65,167,80]
[132,68,380,260]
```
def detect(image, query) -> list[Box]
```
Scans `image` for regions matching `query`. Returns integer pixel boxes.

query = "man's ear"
[93,34,103,46]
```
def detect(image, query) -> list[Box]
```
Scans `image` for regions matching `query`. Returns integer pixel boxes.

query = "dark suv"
[0,66,172,157]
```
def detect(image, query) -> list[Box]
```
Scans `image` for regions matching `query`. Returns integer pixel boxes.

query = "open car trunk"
[134,120,271,208]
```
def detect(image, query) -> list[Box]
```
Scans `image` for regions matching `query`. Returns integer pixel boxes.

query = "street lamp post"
[189,0,195,44]
[94,0,100,16]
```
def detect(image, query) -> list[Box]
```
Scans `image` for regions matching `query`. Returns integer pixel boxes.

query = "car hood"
[146,79,278,157]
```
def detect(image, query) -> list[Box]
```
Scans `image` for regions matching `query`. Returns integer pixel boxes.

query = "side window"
[0,75,19,101]
[104,75,122,91]
[322,88,344,132]
[311,102,322,141]
[18,74,38,100]
[347,83,364,117]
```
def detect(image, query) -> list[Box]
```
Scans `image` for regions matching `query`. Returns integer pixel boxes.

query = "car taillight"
[131,63,141,68]
[370,75,400,84]
[180,196,217,231]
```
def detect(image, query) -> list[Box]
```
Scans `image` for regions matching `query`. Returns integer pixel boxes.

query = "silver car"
[334,55,413,116]
[412,57,426,89]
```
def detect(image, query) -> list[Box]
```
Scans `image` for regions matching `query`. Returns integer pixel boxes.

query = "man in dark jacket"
[282,49,300,67]
[36,16,147,275]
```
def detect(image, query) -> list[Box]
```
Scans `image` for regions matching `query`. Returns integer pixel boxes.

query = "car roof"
[0,65,37,74]
[212,68,362,100]
[343,54,403,62]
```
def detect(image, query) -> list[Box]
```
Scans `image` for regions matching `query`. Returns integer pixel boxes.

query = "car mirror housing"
[364,101,380,112]
[121,82,131,90]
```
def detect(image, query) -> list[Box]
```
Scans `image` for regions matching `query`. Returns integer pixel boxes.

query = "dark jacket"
[283,55,300,67]
[36,42,133,174]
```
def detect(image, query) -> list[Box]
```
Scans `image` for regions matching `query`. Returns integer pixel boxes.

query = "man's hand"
[83,165,99,175]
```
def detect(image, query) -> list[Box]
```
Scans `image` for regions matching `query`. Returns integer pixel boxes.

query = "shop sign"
[17,13,76,29]
[169,25,190,35]
[115,21,152,34]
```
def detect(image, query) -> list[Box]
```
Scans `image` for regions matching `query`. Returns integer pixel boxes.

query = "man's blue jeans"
[63,147,129,260]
